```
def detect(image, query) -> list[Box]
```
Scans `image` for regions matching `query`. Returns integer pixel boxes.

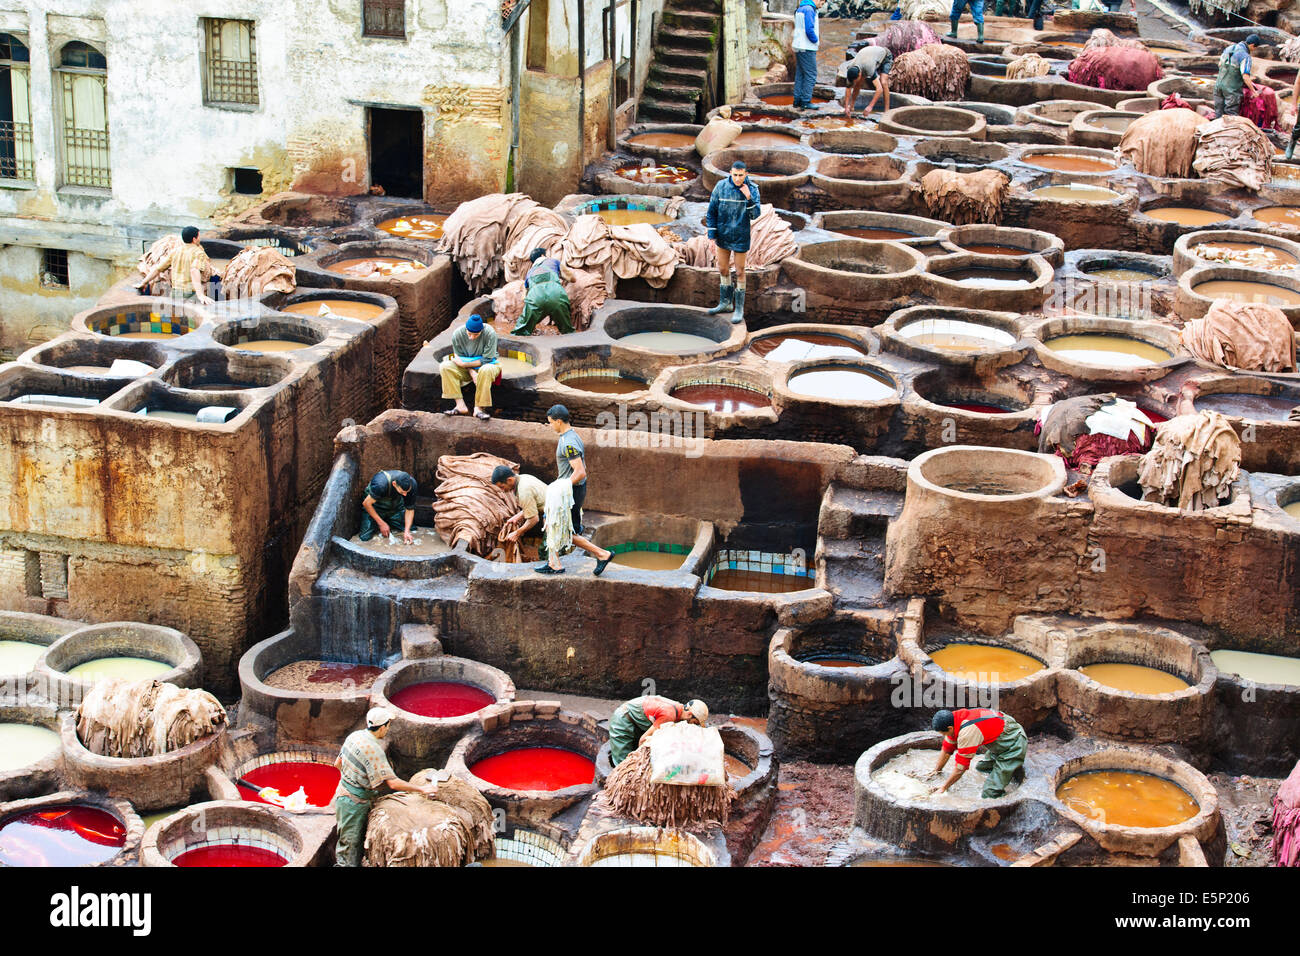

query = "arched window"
[203,18,258,107]
[56,41,110,188]
[0,33,33,180]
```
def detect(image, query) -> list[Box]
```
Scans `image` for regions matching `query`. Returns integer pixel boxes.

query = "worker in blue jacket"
[791,0,821,110]
[705,160,762,326]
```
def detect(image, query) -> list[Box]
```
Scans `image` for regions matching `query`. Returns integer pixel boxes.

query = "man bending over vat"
[136,226,214,305]
[360,469,417,545]
[334,708,438,867]
[493,464,552,558]
[1214,34,1259,120]
[927,707,1027,799]
[609,696,710,767]
[440,313,500,420]
[513,248,574,335]
[844,46,892,121]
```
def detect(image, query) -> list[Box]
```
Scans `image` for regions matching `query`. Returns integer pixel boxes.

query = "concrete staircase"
[637,0,723,124]
[815,483,905,612]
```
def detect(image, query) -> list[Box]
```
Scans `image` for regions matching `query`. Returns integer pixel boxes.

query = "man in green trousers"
[928,707,1027,799]
[608,695,709,767]
[333,707,438,866]
[512,248,574,335]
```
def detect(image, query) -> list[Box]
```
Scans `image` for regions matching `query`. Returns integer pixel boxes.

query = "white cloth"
[1085,398,1155,444]
[543,478,575,558]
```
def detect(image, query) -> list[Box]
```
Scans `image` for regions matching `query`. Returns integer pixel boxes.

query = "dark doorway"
[368,107,423,198]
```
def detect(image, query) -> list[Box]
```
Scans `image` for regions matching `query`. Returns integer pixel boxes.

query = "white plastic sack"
[648,723,727,787]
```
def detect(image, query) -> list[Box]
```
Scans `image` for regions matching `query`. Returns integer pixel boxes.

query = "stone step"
[638,99,700,124]
[816,534,897,611]
[649,62,705,87]
[656,47,711,70]
[658,27,718,52]
[644,80,702,102]
[667,0,722,14]
[661,10,719,33]
[818,483,904,542]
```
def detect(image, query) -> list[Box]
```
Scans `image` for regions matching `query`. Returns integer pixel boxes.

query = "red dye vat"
[390,681,495,718]
[470,747,595,791]
[308,663,383,685]
[173,844,287,867]
[238,761,341,807]
[0,805,125,867]
[945,402,1014,414]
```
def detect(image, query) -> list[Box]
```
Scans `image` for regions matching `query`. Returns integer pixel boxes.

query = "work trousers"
[334,792,372,867]
[974,720,1028,798]
[513,276,574,335]
[793,49,819,108]
[1213,86,1243,119]
[359,501,411,542]
[950,0,985,25]
[440,359,501,408]
[609,702,651,767]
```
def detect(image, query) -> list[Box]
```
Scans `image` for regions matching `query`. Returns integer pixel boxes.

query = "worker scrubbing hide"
[76,678,226,758]
[600,724,736,828]
[363,771,495,867]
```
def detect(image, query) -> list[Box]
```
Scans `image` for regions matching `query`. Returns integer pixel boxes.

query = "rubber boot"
[707,280,735,315]
[1287,140,1296,161]
[948,17,959,37]
[977,21,984,43]
[732,287,746,325]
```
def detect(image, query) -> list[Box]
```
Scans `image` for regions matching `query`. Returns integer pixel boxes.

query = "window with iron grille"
[56,42,110,189]
[0,33,33,180]
[363,0,406,38]
[24,550,69,599]
[203,19,259,107]
[41,249,70,289]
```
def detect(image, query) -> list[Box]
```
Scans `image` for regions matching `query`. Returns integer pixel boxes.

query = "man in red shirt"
[928,707,1027,799]
[609,695,709,767]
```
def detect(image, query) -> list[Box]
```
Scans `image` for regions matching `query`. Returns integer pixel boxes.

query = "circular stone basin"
[1023,153,1117,174]
[0,640,45,675]
[263,660,383,692]
[230,338,311,352]
[957,242,1030,256]
[614,163,696,184]
[1081,263,1161,281]
[941,401,1017,413]
[610,544,688,571]
[376,214,447,241]
[1077,662,1190,694]
[936,266,1036,288]
[615,331,719,352]
[1191,279,1300,307]
[929,643,1044,682]
[751,333,868,361]
[729,109,791,124]
[760,92,831,106]
[670,383,772,413]
[883,106,984,136]
[62,656,173,682]
[833,226,919,241]
[873,747,1018,805]
[1189,241,1298,271]
[626,131,697,149]
[575,826,715,867]
[237,760,340,808]
[1145,206,1231,226]
[280,299,386,320]
[787,365,896,402]
[896,317,1017,352]
[1043,334,1171,367]
[557,369,647,394]
[1056,770,1198,828]
[389,681,496,718]
[1031,184,1121,202]
[0,722,60,771]
[1193,392,1299,420]
[1087,115,1138,132]
[0,805,126,866]
[733,130,801,148]
[591,208,673,226]
[918,447,1061,497]
[469,747,595,791]
[173,844,286,867]
[1253,206,1300,228]
[1211,650,1300,687]
[326,256,428,278]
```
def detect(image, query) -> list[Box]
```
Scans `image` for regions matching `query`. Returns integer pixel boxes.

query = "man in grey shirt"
[548,404,588,535]
[844,46,893,120]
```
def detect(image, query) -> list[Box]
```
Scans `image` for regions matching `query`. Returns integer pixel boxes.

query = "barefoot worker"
[609,696,709,767]
[844,45,893,120]
[359,469,417,545]
[927,707,1027,799]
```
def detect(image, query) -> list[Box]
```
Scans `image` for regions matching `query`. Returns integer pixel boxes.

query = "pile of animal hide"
[1281,35,1300,64]
[1006,53,1052,80]
[1118,108,1207,178]
[598,746,735,829]
[137,235,186,293]
[433,453,521,556]
[221,247,295,300]
[559,214,678,288]
[871,20,941,57]
[439,193,567,293]
[1085,28,1148,52]
[899,0,950,19]
[1180,300,1297,372]
[671,204,799,268]
[76,678,226,758]
[1137,411,1241,511]
[889,45,969,102]
[1239,85,1280,132]
[1192,115,1274,191]
[363,772,495,867]
[1066,46,1163,91]
[1036,394,1154,472]
[919,168,1009,225]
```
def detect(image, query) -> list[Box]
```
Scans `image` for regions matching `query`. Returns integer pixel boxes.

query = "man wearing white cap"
[608,695,709,767]
[333,707,438,867]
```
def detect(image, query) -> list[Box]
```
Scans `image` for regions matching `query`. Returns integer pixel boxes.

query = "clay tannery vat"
[2,5,1298,907]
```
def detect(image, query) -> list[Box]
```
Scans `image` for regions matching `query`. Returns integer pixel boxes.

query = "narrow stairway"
[637,0,723,124]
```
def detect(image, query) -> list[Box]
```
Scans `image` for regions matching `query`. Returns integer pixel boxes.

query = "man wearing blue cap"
[440,313,500,420]
[1214,33,1260,120]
